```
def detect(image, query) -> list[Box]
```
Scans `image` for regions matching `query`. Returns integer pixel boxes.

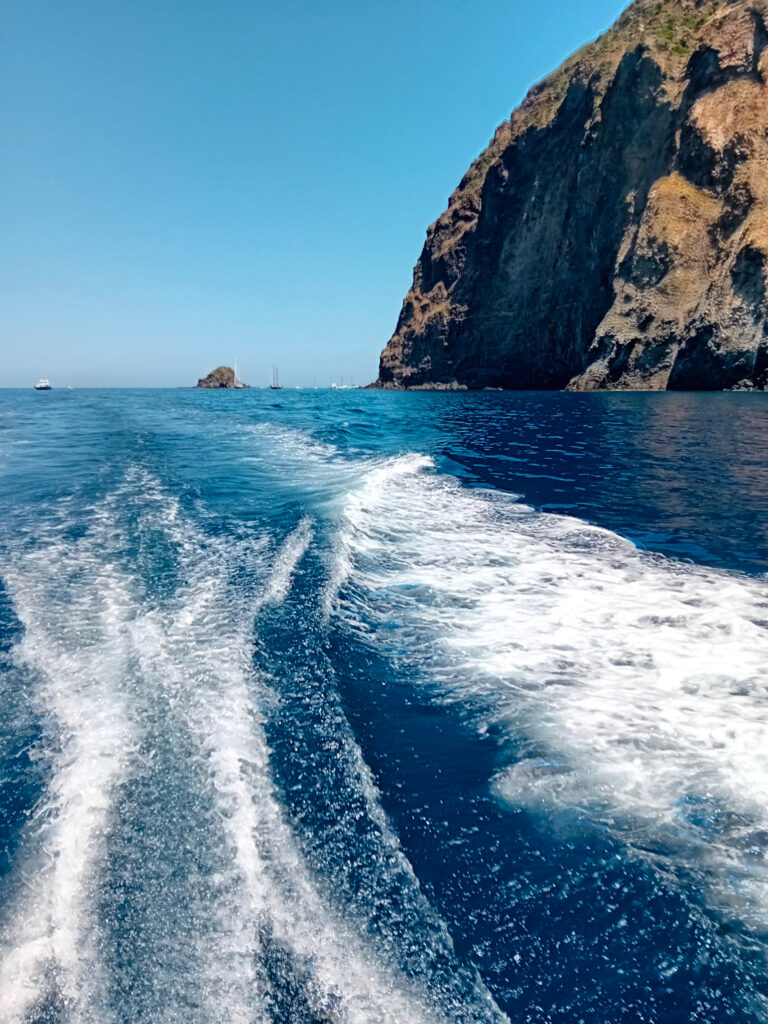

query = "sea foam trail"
[0,470,461,1024]
[0,496,138,1024]
[332,454,768,934]
[136,503,454,1024]
[102,472,459,1024]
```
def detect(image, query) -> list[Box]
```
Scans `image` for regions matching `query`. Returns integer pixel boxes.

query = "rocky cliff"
[376,0,768,391]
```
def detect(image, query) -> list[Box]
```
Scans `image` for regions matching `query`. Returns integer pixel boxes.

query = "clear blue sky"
[2,0,628,388]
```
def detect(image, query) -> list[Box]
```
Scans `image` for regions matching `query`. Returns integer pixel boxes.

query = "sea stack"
[375,0,768,391]
[196,366,250,389]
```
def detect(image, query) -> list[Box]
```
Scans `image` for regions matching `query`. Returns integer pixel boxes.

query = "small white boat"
[34,379,52,390]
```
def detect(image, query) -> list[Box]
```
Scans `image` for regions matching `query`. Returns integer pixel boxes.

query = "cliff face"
[376,0,768,391]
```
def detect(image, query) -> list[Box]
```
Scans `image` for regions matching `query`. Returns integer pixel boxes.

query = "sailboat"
[270,365,283,390]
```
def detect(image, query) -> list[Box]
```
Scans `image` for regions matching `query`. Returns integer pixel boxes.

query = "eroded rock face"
[196,366,249,388]
[376,0,768,391]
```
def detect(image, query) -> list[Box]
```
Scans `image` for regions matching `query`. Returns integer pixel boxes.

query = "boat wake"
[0,465,507,1024]
[332,453,768,939]
[0,488,139,1023]
[3,417,768,1022]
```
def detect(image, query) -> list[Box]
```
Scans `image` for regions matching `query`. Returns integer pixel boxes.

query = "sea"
[0,387,767,1024]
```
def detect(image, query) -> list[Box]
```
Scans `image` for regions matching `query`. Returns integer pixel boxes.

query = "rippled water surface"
[0,388,767,1023]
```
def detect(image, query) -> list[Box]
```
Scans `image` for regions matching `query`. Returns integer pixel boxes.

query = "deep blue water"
[0,388,767,1024]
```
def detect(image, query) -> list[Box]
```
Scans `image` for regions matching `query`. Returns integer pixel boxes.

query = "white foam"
[334,454,768,932]
[140,511,451,1024]
[0,465,505,1023]
[244,421,341,467]
[241,422,374,520]
[259,516,313,607]
[0,496,139,1023]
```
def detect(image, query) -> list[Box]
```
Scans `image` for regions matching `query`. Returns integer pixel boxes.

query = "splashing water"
[0,465,505,1024]
[1,387,768,1024]
[334,454,768,934]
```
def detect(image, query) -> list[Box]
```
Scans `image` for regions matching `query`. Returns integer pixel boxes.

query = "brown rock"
[196,366,250,389]
[375,0,768,391]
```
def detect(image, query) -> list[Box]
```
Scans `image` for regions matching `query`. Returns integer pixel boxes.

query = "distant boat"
[34,379,52,390]
[270,365,283,390]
